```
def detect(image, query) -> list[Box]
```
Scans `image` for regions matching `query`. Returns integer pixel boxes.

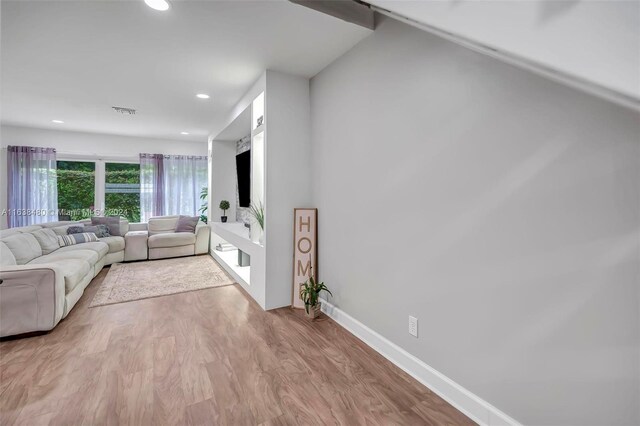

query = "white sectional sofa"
[0,216,210,338]
[125,215,210,261]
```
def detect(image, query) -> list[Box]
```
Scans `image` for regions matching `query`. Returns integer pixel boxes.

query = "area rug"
[90,256,235,307]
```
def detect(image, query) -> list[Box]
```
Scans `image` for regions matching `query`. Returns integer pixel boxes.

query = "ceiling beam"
[289,0,375,30]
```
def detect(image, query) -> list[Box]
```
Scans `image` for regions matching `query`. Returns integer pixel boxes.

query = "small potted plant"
[219,200,230,223]
[249,201,265,243]
[299,272,332,319]
[248,201,264,230]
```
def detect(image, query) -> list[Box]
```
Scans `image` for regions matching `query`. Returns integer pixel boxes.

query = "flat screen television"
[236,150,251,207]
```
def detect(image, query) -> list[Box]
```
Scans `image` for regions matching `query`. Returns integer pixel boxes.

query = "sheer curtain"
[140,154,207,222]
[140,153,165,221]
[7,145,58,227]
[162,155,207,217]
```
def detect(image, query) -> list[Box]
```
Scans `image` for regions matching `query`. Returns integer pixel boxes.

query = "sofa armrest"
[194,224,210,255]
[124,230,149,261]
[0,264,66,337]
[128,222,148,232]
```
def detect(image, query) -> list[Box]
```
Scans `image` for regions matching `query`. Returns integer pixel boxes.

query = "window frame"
[56,154,138,216]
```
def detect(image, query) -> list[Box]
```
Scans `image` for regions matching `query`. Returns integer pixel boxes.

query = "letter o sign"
[297,237,312,254]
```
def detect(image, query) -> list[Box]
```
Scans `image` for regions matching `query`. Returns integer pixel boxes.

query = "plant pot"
[305,303,321,319]
[221,216,227,223]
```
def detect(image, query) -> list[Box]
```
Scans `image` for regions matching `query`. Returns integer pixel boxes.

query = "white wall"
[370,0,640,103]
[1,125,207,228]
[264,70,312,309]
[310,17,639,426]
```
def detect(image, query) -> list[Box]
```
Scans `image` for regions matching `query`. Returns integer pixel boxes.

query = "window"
[105,162,141,222]
[56,161,95,220]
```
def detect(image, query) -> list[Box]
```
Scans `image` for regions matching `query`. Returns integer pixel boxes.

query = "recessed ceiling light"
[196,94,210,99]
[144,0,170,11]
[52,120,64,124]
[181,132,189,135]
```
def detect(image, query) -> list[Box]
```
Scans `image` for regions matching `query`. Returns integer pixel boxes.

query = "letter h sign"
[292,208,318,309]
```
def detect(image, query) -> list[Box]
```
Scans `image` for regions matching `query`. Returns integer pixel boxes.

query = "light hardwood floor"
[0,264,475,425]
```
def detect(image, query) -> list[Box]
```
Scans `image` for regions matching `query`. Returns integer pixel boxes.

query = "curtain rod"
[54,150,138,162]
[1,146,137,161]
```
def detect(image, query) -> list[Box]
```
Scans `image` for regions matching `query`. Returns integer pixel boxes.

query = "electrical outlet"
[408,316,418,337]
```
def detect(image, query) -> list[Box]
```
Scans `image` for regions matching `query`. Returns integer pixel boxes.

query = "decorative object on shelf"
[299,269,331,320]
[249,201,265,245]
[237,249,250,267]
[219,200,230,223]
[292,208,318,309]
[249,201,264,230]
[198,187,208,224]
[256,115,264,127]
[215,242,235,252]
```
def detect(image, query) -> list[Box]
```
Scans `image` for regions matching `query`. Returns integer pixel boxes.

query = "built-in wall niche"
[252,92,264,131]
[210,70,311,311]
[209,90,267,305]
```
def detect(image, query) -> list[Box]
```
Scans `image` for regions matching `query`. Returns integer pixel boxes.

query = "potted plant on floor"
[299,272,332,319]
[219,200,230,223]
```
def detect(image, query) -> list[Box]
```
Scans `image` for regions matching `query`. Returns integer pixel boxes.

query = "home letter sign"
[292,208,317,309]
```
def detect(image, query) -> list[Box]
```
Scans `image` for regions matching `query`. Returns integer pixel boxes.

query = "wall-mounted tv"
[236,150,251,207]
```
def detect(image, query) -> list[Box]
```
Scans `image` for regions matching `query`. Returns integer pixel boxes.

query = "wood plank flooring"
[0,264,475,425]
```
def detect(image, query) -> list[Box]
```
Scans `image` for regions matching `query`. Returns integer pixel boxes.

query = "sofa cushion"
[57,241,109,258]
[66,225,86,235]
[98,236,125,253]
[40,221,78,229]
[15,225,44,234]
[148,216,179,236]
[30,249,100,267]
[148,232,196,248]
[84,225,110,238]
[2,233,42,265]
[0,229,21,239]
[31,228,60,255]
[0,241,17,266]
[91,216,122,236]
[52,224,80,236]
[34,258,90,293]
[175,215,199,233]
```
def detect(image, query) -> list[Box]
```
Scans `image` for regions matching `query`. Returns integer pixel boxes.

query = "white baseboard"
[319,298,521,426]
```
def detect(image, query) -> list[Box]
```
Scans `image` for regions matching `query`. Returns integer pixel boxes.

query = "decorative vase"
[221,216,227,223]
[258,231,264,245]
[305,303,321,319]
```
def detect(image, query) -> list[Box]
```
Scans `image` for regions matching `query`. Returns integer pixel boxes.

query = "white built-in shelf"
[211,248,250,285]
[210,222,264,290]
[211,222,263,255]
[251,124,265,137]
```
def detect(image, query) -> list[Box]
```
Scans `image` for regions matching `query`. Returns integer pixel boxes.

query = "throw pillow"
[57,232,99,247]
[52,224,81,236]
[84,224,110,238]
[31,228,60,255]
[66,225,85,235]
[175,215,199,233]
[91,216,121,236]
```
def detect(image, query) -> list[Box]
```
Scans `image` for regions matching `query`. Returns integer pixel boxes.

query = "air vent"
[112,106,136,115]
